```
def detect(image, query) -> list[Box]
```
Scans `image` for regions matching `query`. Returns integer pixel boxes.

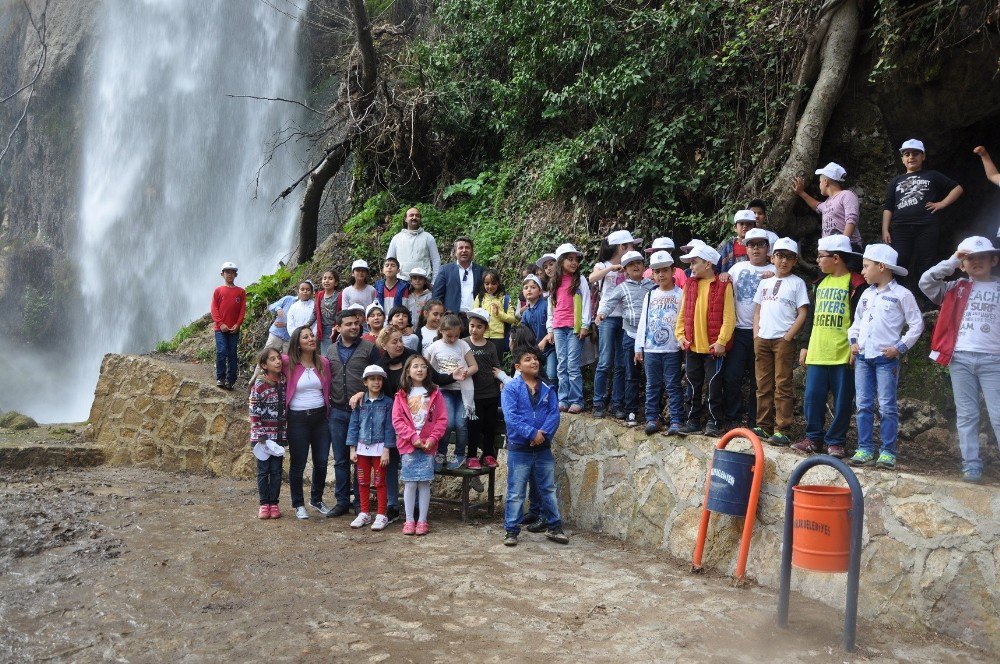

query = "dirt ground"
[0,467,987,663]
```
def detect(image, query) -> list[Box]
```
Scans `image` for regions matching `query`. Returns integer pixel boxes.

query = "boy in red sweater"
[211,261,246,390]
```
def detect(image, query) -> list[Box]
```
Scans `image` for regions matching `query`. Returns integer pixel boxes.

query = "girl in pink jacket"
[392,354,447,535]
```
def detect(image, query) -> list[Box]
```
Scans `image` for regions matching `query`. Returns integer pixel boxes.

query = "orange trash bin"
[791,485,852,573]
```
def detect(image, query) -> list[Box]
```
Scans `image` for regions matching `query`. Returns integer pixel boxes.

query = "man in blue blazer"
[432,236,484,325]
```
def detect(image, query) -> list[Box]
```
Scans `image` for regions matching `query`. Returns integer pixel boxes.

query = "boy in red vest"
[920,236,1000,483]
[675,243,735,437]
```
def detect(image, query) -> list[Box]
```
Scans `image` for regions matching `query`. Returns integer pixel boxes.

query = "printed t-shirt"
[635,286,683,353]
[424,338,471,391]
[955,280,1000,355]
[883,170,959,225]
[805,273,852,365]
[753,274,810,340]
[407,386,429,433]
[728,261,772,329]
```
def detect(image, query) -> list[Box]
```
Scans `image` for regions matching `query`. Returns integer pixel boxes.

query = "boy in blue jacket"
[501,349,568,547]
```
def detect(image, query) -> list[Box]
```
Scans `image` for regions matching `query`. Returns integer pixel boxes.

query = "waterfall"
[51,0,304,421]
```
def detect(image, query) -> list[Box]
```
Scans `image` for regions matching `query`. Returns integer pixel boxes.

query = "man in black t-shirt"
[882,139,964,307]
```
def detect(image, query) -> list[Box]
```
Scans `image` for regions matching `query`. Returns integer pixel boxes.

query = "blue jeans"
[949,351,1000,472]
[855,356,900,456]
[505,448,562,534]
[621,332,640,413]
[256,455,282,505]
[385,447,400,509]
[593,317,625,409]
[644,351,684,425]
[542,348,557,389]
[288,408,331,508]
[439,390,468,462]
[320,339,331,356]
[326,407,356,509]
[553,327,583,408]
[214,330,239,383]
[803,364,854,445]
[723,328,756,425]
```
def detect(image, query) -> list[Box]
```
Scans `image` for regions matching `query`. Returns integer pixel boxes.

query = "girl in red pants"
[347,365,396,531]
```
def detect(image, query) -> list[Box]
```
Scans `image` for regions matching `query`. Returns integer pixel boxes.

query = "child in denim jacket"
[347,365,397,531]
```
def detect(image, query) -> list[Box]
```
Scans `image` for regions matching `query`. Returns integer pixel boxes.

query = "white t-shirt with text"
[753,274,810,340]
[728,261,773,329]
[955,280,1000,355]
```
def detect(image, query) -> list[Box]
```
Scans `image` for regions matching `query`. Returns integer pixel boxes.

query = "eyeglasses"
[746,242,768,250]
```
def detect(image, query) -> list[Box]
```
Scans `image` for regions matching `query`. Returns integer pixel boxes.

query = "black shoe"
[309,500,332,516]
[326,503,349,518]
[225,382,235,391]
[644,421,661,435]
[503,531,518,547]
[526,519,547,533]
[703,421,723,438]
[677,421,702,435]
[546,529,569,544]
[521,514,541,529]
[613,410,627,421]
[386,506,400,524]
[592,406,606,419]
[216,379,226,389]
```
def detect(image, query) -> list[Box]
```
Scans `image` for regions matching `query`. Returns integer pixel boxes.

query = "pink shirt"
[817,190,862,245]
[552,274,576,328]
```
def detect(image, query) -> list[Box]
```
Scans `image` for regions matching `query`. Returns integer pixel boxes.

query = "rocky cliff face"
[0,0,98,341]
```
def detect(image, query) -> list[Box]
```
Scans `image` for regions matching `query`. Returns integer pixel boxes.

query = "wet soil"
[0,467,987,663]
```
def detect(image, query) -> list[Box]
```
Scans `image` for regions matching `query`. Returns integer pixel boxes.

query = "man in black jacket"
[325,307,375,517]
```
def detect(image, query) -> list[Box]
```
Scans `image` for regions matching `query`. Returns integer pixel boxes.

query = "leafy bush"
[153,316,211,353]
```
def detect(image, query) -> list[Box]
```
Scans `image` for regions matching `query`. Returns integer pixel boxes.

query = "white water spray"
[32,0,306,422]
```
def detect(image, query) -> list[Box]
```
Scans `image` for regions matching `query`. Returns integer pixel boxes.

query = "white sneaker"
[371,514,389,531]
[626,413,638,427]
[295,506,309,520]
[350,512,372,529]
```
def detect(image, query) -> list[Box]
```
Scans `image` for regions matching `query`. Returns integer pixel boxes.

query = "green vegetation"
[154,316,211,353]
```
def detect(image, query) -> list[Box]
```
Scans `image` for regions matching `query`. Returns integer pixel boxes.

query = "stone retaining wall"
[86,354,254,478]
[552,415,999,652]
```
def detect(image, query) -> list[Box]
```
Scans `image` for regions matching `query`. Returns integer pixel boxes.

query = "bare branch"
[0,0,48,166]
[226,93,328,117]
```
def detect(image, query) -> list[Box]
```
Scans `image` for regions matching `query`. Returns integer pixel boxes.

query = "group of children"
[238,139,1000,539]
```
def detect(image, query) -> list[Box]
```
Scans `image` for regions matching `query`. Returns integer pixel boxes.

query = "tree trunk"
[296,140,351,263]
[762,0,860,236]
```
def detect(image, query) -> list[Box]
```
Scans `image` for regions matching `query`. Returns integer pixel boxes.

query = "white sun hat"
[899,139,925,154]
[606,230,643,246]
[409,266,428,278]
[649,251,674,269]
[679,244,721,265]
[733,210,756,225]
[220,261,238,271]
[817,235,859,255]
[555,243,582,260]
[863,244,908,276]
[467,307,491,324]
[362,365,387,379]
[523,274,543,290]
[620,250,644,267]
[645,237,675,254]
[351,259,370,271]
[535,253,557,268]
[365,302,384,316]
[815,162,847,182]
[744,228,773,254]
[956,236,1000,256]
[772,237,800,255]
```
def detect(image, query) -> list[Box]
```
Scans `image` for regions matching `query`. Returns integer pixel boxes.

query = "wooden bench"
[431,465,496,522]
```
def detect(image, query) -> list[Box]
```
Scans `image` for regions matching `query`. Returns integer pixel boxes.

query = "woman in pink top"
[793,162,863,250]
[547,243,592,413]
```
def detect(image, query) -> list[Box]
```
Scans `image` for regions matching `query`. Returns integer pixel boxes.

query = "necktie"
[463,269,468,282]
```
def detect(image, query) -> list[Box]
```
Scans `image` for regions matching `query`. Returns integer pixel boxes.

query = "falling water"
[45,0,304,421]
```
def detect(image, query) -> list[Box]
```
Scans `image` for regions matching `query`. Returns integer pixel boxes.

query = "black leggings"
[891,223,938,306]
[468,395,500,460]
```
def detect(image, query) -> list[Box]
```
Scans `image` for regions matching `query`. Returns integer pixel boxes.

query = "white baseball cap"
[817,235,859,255]
[645,237,675,254]
[733,210,756,225]
[680,244,721,265]
[679,238,706,253]
[535,253,557,268]
[620,250,644,267]
[956,236,1000,256]
[365,302,384,316]
[744,228,773,254]
[899,139,925,154]
[815,162,847,182]
[467,307,491,324]
[607,230,643,246]
[649,251,674,269]
[220,261,238,271]
[772,237,799,255]
[351,259,370,271]
[555,243,582,260]
[523,274,543,290]
[409,266,428,279]
[362,365,387,379]
[862,244,907,276]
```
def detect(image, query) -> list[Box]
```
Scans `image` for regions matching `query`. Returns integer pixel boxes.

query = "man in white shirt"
[385,207,442,283]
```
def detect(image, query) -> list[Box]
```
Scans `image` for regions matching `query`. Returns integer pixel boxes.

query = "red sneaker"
[257,505,270,519]
[402,520,416,535]
[415,521,429,536]
[467,458,482,470]
[483,456,498,468]
[269,504,281,519]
